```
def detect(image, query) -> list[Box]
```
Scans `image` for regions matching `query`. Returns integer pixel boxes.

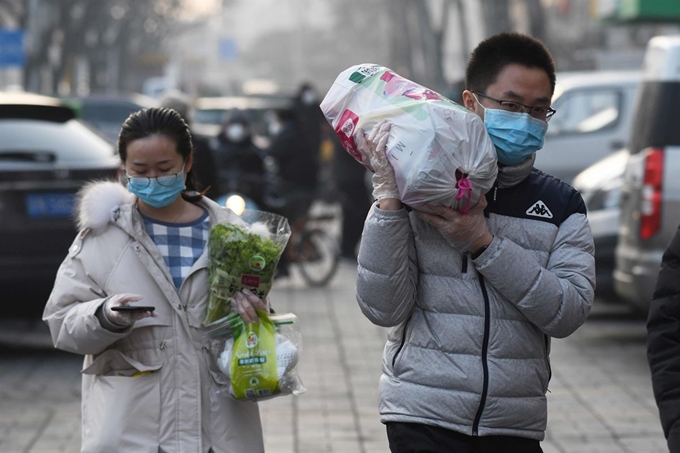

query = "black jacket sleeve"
[647,224,680,451]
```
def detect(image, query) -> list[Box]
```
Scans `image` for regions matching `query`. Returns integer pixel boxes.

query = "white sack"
[321,64,498,212]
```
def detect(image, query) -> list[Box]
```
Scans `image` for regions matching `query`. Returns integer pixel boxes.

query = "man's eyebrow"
[502,91,551,104]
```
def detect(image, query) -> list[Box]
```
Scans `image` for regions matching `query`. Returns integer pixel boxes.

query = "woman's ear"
[185,152,194,174]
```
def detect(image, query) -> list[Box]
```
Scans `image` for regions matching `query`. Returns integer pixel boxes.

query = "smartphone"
[111,306,156,312]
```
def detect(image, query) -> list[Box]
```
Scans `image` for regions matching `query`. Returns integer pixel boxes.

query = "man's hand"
[355,120,400,203]
[415,194,493,254]
[232,289,268,324]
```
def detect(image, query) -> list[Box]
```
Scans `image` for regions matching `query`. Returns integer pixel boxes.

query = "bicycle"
[285,212,340,287]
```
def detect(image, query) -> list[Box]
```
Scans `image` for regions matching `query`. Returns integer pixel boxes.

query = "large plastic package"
[321,64,498,212]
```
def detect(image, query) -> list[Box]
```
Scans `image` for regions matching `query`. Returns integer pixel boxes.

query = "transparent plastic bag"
[205,311,306,401]
[321,63,498,213]
[204,210,291,325]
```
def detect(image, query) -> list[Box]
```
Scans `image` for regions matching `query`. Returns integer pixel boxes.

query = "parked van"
[614,35,680,311]
[534,71,640,184]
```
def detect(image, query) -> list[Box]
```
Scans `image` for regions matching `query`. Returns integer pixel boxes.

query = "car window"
[629,81,680,154]
[80,102,141,124]
[194,109,227,125]
[548,88,622,135]
[0,119,116,163]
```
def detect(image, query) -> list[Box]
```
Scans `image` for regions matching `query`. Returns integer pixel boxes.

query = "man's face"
[462,63,553,121]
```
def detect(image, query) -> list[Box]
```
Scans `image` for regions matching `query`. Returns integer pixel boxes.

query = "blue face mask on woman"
[126,165,187,208]
[476,98,549,166]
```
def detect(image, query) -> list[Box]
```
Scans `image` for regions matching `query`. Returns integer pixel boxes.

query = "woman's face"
[124,134,192,178]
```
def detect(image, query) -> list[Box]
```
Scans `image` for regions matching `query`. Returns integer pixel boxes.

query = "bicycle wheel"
[295,228,340,287]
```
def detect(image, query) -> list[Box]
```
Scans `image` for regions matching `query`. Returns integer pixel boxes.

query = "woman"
[43,107,267,452]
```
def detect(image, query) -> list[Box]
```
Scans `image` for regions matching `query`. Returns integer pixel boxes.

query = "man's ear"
[462,90,477,112]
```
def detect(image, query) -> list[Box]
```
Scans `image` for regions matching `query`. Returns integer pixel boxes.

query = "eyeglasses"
[474,92,556,121]
[126,164,185,189]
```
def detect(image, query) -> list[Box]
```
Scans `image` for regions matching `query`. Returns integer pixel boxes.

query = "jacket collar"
[76,181,240,235]
[496,154,535,188]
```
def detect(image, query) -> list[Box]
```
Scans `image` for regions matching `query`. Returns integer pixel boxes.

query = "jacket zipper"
[472,274,491,436]
[461,254,468,273]
[544,334,552,391]
[391,315,412,370]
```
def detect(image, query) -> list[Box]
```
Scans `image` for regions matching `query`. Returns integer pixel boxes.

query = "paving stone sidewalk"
[0,262,668,453]
[261,263,667,453]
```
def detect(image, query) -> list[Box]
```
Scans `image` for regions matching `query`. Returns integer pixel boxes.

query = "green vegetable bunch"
[204,222,285,325]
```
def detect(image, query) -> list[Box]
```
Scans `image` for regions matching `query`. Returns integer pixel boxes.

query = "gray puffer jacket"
[356,166,595,441]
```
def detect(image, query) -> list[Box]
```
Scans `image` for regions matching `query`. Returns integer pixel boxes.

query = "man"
[646,225,680,453]
[355,32,595,453]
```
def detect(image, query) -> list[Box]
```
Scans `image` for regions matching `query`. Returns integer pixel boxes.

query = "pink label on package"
[241,275,260,287]
[335,109,371,170]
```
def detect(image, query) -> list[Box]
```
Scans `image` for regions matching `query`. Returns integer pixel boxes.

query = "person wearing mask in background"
[266,107,316,278]
[646,225,680,453]
[355,33,595,453]
[160,90,219,200]
[215,110,268,208]
[43,107,268,452]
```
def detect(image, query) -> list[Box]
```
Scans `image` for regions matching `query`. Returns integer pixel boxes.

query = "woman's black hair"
[465,32,556,96]
[118,107,203,202]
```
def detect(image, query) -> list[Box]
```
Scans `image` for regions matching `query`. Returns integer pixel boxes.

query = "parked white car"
[572,149,628,298]
[535,70,640,184]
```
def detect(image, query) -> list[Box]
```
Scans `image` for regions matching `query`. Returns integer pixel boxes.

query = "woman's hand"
[232,289,268,324]
[104,293,155,327]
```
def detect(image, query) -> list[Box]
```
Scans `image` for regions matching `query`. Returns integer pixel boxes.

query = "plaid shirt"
[141,210,210,290]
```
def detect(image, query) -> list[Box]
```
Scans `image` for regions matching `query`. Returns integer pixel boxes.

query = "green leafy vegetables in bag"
[204,213,289,325]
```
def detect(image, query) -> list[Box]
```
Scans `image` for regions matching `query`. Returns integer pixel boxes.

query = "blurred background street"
[0,262,668,453]
[3,0,680,452]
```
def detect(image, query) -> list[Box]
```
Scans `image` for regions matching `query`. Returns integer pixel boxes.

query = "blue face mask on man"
[126,165,187,208]
[474,95,549,166]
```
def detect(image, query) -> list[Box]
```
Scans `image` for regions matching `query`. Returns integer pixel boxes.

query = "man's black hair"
[465,32,556,95]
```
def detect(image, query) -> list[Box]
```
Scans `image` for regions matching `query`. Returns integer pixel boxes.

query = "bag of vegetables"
[203,210,291,325]
[213,311,306,401]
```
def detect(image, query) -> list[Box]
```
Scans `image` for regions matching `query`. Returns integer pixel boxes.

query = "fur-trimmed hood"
[75,181,135,231]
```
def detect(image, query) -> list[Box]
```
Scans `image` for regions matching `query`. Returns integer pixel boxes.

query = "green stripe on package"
[348,64,462,121]
[229,309,280,399]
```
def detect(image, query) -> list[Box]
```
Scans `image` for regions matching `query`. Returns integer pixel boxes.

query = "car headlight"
[585,179,622,212]
[225,194,247,215]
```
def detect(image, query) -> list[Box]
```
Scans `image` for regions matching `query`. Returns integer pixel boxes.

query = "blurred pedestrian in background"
[214,110,268,207]
[160,89,219,199]
[266,107,317,278]
[646,225,680,453]
[355,33,595,453]
[293,82,324,193]
[332,133,372,261]
[43,107,267,452]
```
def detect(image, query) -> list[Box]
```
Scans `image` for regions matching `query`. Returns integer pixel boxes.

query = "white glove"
[103,293,154,327]
[415,195,493,253]
[356,120,399,201]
